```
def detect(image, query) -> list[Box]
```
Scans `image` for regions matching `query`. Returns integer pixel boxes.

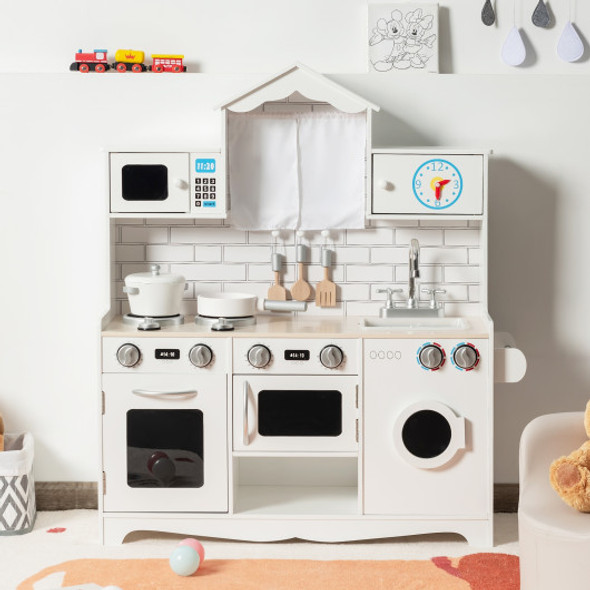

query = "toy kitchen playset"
[100,65,526,547]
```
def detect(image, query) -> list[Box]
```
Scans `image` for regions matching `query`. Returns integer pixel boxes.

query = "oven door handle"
[243,381,250,446]
[132,389,198,400]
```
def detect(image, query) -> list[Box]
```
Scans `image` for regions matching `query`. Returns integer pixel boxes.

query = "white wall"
[1,1,590,482]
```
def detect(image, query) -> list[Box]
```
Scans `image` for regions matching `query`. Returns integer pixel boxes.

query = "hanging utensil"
[291,243,312,302]
[267,253,288,301]
[481,0,496,26]
[316,248,336,308]
[531,0,551,28]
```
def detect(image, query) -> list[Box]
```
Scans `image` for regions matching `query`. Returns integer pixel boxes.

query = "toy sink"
[360,317,470,331]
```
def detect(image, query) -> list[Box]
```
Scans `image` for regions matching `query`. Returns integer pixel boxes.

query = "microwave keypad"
[195,178,217,208]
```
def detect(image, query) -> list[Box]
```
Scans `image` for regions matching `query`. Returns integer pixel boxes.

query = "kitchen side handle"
[132,389,197,399]
[123,286,139,295]
[243,381,250,446]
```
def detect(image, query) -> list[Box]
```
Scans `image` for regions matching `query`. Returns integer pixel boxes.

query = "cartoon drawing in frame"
[369,3,439,73]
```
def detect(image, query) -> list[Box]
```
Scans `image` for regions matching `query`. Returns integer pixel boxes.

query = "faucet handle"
[421,288,446,309]
[377,288,403,308]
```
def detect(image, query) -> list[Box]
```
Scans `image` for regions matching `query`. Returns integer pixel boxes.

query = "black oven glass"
[122,164,168,201]
[126,410,204,488]
[258,390,342,437]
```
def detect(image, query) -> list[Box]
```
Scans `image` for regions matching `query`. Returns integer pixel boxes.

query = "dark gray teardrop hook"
[532,0,551,27]
[481,0,496,26]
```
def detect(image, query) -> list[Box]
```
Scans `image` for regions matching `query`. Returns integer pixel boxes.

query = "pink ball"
[178,538,205,563]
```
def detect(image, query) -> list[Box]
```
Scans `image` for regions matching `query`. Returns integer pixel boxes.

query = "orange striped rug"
[18,553,519,590]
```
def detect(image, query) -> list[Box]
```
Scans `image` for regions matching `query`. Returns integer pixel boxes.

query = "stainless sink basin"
[360,317,470,331]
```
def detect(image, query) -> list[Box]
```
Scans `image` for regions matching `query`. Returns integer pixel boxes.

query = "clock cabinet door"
[371,153,484,215]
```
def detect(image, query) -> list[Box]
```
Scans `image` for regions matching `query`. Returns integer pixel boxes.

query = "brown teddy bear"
[550,400,590,511]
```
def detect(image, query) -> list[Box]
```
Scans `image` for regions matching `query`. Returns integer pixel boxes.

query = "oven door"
[232,376,358,452]
[102,373,228,512]
[110,152,190,214]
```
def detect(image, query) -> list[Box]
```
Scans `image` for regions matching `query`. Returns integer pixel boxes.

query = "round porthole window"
[394,402,465,469]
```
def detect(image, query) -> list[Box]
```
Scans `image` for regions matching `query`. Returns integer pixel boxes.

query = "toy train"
[69,49,186,73]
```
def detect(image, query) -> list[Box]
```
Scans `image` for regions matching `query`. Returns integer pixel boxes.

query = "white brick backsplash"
[419,247,469,265]
[445,266,480,283]
[121,226,168,244]
[347,228,393,245]
[347,265,393,283]
[224,246,272,263]
[445,229,480,246]
[395,265,443,283]
[113,221,484,316]
[371,247,409,264]
[444,302,482,316]
[172,227,247,244]
[115,245,144,262]
[395,228,443,246]
[146,245,194,262]
[171,264,246,281]
[195,246,223,262]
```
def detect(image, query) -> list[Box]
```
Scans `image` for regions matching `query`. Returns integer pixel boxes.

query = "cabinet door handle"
[132,389,197,399]
[243,381,250,446]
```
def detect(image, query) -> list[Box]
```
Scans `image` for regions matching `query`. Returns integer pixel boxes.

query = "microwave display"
[122,164,168,201]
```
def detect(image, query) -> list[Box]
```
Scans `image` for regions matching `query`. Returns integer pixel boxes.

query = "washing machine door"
[393,401,465,469]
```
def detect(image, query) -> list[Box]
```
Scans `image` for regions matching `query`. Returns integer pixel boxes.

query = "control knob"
[320,345,344,369]
[453,344,480,370]
[247,344,271,369]
[189,344,213,368]
[418,343,445,371]
[116,343,141,368]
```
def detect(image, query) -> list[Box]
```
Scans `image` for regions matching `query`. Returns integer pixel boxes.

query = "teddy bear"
[550,400,590,511]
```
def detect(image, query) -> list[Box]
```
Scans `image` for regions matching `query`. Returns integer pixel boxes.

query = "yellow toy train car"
[112,49,147,73]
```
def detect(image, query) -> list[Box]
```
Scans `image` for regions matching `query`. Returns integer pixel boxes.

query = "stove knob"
[418,344,445,371]
[189,344,213,368]
[453,344,480,370]
[116,343,140,368]
[320,345,344,369]
[247,345,271,369]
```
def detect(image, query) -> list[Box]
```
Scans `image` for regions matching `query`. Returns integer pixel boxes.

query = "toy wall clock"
[412,158,463,209]
[368,2,439,73]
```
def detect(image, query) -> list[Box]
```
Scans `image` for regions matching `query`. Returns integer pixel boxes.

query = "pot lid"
[124,264,185,285]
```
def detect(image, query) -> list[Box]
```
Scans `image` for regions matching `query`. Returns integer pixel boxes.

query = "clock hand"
[434,178,451,200]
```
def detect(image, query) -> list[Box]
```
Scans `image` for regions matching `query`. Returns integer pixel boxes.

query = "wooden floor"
[35,482,519,512]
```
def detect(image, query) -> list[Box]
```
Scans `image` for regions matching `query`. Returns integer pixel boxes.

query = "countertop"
[102,314,491,339]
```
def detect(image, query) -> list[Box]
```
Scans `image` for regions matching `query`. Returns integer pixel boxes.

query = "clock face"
[412,159,463,210]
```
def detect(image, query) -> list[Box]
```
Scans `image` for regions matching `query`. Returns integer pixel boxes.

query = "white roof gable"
[220,63,380,114]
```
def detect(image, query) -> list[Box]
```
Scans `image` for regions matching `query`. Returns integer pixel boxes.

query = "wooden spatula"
[291,244,311,302]
[268,253,288,301]
[316,248,336,308]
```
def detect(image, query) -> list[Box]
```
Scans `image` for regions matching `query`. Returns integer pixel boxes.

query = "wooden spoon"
[291,244,311,302]
[267,253,288,301]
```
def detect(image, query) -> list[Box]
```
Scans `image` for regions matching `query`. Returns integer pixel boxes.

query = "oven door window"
[258,390,342,437]
[126,409,204,488]
[122,164,168,201]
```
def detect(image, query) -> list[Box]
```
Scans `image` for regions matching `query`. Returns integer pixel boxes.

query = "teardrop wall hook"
[557,21,584,62]
[502,26,527,66]
[532,0,551,28]
[482,0,496,26]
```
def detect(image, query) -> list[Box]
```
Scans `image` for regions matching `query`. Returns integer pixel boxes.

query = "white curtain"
[228,111,366,230]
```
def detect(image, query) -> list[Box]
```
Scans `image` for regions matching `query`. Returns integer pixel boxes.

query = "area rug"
[18,554,519,589]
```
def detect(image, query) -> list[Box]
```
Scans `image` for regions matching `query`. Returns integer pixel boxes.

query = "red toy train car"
[69,49,110,73]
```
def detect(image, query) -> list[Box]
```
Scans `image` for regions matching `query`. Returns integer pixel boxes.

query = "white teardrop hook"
[501,0,527,66]
[557,0,585,62]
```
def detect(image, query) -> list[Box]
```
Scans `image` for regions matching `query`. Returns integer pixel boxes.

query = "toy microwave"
[109,151,226,218]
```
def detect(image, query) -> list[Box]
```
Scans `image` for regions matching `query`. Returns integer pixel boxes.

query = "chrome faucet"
[408,239,420,309]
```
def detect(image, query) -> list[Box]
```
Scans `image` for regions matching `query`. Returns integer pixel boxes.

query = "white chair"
[519,412,590,590]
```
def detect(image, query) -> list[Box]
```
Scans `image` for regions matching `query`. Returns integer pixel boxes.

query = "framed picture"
[368,2,439,73]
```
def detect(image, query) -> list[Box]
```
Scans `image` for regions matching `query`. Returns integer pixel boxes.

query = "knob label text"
[155,349,180,360]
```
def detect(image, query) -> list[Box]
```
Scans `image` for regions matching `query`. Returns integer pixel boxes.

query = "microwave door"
[110,152,190,213]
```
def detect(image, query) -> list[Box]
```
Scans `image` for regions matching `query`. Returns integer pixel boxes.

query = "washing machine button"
[453,344,480,370]
[417,343,445,371]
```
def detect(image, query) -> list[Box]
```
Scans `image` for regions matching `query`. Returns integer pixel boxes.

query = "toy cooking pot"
[123,264,186,317]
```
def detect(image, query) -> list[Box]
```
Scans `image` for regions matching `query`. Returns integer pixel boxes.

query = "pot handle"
[123,286,140,295]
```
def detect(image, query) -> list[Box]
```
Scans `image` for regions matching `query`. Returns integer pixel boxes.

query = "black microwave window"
[122,164,169,201]
[258,390,342,437]
[126,409,204,488]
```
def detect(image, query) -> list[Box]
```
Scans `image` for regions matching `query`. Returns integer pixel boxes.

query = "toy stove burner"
[123,313,185,331]
[194,314,256,331]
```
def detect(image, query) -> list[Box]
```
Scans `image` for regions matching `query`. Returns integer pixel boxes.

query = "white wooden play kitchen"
[100,65,526,547]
